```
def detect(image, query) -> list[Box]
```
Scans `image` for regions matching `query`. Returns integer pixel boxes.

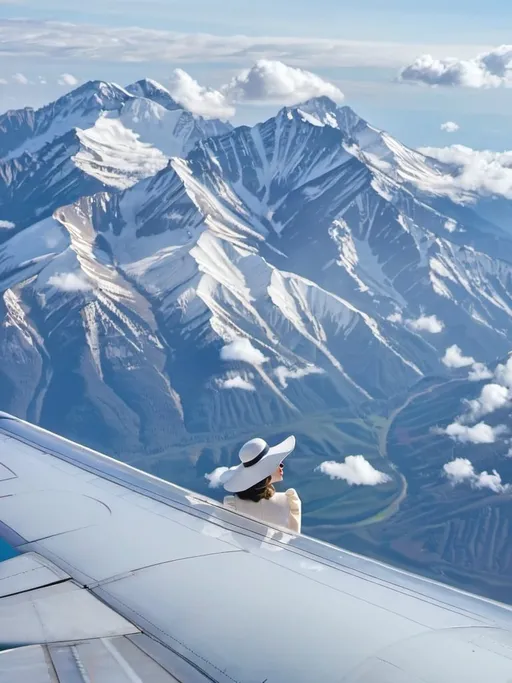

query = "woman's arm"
[285,488,302,533]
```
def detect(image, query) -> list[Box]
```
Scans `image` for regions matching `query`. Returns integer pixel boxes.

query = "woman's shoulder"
[284,488,301,501]
[271,488,301,505]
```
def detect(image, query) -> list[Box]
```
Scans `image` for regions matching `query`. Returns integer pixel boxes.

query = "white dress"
[223,488,301,533]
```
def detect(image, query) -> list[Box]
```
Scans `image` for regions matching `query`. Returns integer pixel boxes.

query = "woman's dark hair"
[236,476,275,502]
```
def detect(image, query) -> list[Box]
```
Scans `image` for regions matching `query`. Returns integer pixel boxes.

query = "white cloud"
[274,364,324,389]
[316,455,391,486]
[204,466,234,488]
[388,311,444,333]
[443,457,475,483]
[407,314,444,334]
[468,362,493,381]
[58,73,78,86]
[387,311,403,323]
[443,457,510,493]
[495,356,512,388]
[219,375,255,391]
[474,470,509,493]
[220,337,268,366]
[442,344,475,368]
[168,69,235,119]
[0,220,15,229]
[442,421,506,444]
[441,121,459,133]
[0,78,7,85]
[12,72,29,85]
[443,219,457,232]
[47,272,92,292]
[169,60,343,118]
[0,19,489,69]
[225,59,344,105]
[440,353,512,445]
[441,345,494,382]
[38,76,47,85]
[399,45,512,88]
[419,145,512,201]
[464,383,510,421]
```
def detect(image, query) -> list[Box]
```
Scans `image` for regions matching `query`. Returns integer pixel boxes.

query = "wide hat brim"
[222,435,296,493]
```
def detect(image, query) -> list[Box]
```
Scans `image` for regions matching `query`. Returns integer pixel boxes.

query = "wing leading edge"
[0,411,511,682]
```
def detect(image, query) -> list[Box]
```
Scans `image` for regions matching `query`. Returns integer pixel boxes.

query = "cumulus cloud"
[443,457,510,493]
[474,470,510,493]
[464,383,510,421]
[495,356,512,388]
[316,455,391,486]
[12,72,29,85]
[443,219,457,232]
[204,466,234,488]
[443,457,475,483]
[220,337,268,366]
[441,345,494,382]
[439,353,512,446]
[58,73,78,86]
[168,60,343,118]
[419,145,512,201]
[219,375,255,391]
[442,421,506,444]
[274,364,324,389]
[387,311,403,323]
[0,220,15,229]
[441,121,459,133]
[399,45,512,88]
[407,314,444,334]
[47,272,92,292]
[442,344,475,368]
[468,362,493,381]
[168,69,235,119]
[225,59,343,105]
[387,311,445,333]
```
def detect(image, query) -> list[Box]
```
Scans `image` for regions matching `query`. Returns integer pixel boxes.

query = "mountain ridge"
[2,82,512,602]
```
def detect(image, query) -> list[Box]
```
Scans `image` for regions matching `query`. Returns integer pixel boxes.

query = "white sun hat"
[221,435,296,493]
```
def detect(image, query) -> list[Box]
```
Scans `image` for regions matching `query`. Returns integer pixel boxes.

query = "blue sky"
[1,0,512,150]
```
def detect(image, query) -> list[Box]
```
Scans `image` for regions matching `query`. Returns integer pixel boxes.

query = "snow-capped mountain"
[296,97,512,254]
[0,121,169,231]
[5,82,512,601]
[0,79,232,161]
[126,78,182,111]
[0,80,233,234]
[186,101,512,361]
[1,84,512,461]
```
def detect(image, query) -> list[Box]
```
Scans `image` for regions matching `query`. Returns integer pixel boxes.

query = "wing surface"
[0,412,511,682]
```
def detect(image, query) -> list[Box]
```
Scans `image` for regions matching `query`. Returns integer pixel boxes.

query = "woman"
[221,436,301,533]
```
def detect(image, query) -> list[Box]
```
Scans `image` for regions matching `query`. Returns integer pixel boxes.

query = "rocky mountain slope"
[2,82,512,601]
[0,79,232,233]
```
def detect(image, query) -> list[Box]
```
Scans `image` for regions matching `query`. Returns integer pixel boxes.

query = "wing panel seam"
[91,549,243,588]
[0,577,70,601]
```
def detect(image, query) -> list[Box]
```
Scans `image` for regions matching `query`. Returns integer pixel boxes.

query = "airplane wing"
[0,411,511,682]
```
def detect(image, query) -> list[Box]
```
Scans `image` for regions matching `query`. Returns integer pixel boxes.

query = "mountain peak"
[298,95,339,111]
[293,97,367,134]
[48,80,132,117]
[125,78,181,111]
